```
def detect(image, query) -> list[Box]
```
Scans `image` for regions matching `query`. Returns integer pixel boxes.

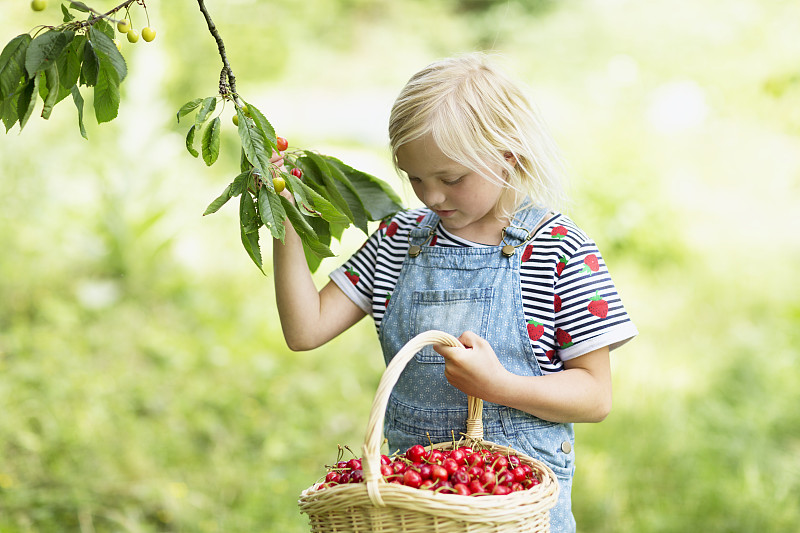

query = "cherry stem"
[196,0,238,101]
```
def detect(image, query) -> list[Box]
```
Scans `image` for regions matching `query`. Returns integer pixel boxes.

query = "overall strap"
[408,210,439,241]
[503,203,549,245]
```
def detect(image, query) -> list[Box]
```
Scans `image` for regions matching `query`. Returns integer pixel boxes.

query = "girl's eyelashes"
[443,176,465,185]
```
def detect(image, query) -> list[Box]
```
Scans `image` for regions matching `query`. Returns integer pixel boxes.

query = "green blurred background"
[1,0,799,531]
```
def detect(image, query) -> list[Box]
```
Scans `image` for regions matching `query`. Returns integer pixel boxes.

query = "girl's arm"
[273,222,366,351]
[270,150,366,351]
[434,331,612,423]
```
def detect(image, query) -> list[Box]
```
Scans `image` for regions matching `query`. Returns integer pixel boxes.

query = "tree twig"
[196,0,238,101]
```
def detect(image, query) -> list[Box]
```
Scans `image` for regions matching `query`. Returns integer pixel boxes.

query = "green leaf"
[257,186,286,242]
[237,106,275,179]
[240,225,264,274]
[41,62,59,119]
[242,100,276,152]
[203,172,250,216]
[68,1,92,13]
[56,34,85,93]
[93,58,119,123]
[80,40,98,87]
[17,73,39,130]
[202,116,221,166]
[280,196,335,260]
[324,161,369,233]
[88,27,126,82]
[285,172,349,225]
[25,30,74,78]
[185,125,199,157]
[298,152,355,224]
[70,85,87,139]
[325,156,403,220]
[176,97,203,123]
[1,88,20,132]
[0,34,32,101]
[92,18,115,41]
[240,191,260,234]
[61,3,76,21]
[303,216,333,273]
[195,96,216,130]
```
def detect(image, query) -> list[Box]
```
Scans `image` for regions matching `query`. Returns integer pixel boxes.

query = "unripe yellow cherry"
[127,29,140,43]
[272,177,286,194]
[232,114,239,126]
[117,19,131,33]
[141,27,156,42]
[31,0,47,11]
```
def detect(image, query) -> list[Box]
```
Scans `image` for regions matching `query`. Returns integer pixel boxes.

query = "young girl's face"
[396,134,507,244]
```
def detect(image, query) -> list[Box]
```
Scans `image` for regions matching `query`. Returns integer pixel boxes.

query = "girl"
[273,52,637,532]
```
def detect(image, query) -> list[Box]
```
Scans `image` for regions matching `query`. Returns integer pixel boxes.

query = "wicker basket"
[298,330,560,532]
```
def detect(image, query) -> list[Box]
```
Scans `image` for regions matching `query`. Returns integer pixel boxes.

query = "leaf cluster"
[177,97,404,273]
[0,3,129,137]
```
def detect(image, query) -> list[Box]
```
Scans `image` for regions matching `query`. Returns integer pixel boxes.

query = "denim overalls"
[379,205,577,533]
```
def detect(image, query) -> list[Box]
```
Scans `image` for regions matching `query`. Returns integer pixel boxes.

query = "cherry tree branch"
[69,0,140,27]
[196,0,239,102]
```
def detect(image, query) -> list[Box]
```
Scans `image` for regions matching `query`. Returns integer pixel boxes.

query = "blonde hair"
[388,52,567,218]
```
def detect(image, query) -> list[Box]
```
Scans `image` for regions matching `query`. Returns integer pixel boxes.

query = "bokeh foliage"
[1,0,799,531]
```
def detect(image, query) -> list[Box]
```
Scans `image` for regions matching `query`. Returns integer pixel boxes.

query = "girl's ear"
[504,151,518,168]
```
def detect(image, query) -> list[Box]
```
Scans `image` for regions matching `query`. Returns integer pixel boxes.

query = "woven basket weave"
[298,330,560,532]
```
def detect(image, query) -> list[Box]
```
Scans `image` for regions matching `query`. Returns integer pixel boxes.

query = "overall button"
[561,441,572,454]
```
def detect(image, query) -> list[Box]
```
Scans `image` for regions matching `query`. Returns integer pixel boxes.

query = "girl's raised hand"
[433,331,511,402]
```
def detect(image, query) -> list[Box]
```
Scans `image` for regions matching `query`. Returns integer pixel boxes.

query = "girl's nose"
[422,185,446,207]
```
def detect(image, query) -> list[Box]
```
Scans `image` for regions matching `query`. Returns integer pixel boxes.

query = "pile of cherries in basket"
[319,444,541,496]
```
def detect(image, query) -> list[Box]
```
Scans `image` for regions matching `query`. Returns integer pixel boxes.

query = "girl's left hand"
[433,331,510,403]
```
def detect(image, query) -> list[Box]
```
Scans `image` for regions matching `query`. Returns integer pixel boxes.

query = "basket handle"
[361,330,485,507]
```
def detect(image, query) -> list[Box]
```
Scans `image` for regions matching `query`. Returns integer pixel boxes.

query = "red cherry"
[511,482,525,492]
[339,472,351,484]
[325,471,340,483]
[467,453,485,468]
[392,462,407,474]
[406,444,426,463]
[468,480,486,495]
[511,466,527,483]
[479,471,496,490]
[491,455,509,472]
[426,450,445,464]
[403,470,423,488]
[346,458,362,470]
[419,464,433,480]
[467,465,485,479]
[430,464,449,483]
[291,167,303,179]
[380,454,392,465]
[435,480,454,493]
[453,483,471,496]
[492,484,512,495]
[449,449,467,464]
[420,479,436,490]
[443,458,459,475]
[350,469,364,483]
[450,468,469,485]
[276,136,289,151]
[380,464,394,477]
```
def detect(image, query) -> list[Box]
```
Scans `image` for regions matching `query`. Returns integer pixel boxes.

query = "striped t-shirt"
[330,208,637,374]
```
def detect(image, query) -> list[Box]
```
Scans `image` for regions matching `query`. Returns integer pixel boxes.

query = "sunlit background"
[1,0,799,531]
